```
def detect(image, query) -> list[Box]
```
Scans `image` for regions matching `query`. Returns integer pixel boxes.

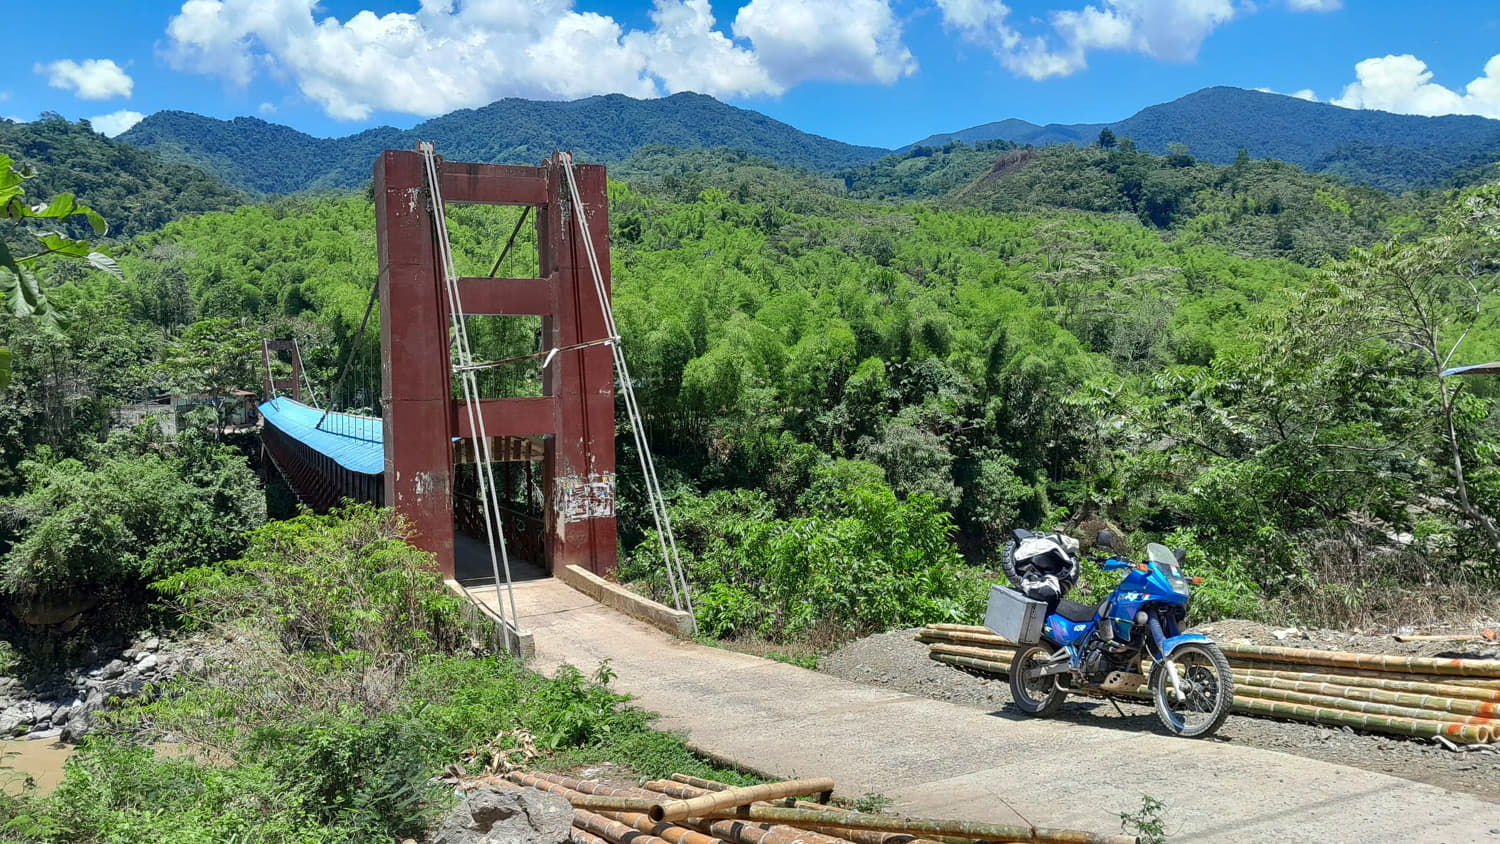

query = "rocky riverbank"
[0,632,207,742]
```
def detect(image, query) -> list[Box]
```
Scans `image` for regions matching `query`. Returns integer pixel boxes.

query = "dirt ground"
[819,620,1500,802]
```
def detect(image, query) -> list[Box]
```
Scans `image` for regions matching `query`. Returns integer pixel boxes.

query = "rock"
[97,659,128,681]
[429,785,573,844]
[26,727,61,742]
[143,637,161,652]
[136,655,158,672]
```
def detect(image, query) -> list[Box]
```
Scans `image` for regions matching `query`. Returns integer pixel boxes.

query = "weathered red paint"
[374,150,616,579]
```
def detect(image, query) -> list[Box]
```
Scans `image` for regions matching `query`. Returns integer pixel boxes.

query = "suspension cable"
[316,278,381,432]
[420,142,522,644]
[488,206,532,278]
[559,153,696,628]
[296,339,323,409]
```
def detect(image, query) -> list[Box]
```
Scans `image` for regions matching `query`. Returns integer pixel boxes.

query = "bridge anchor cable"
[420,142,523,647]
[560,153,696,630]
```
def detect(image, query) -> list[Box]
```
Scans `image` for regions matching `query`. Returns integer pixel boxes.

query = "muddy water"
[0,740,74,794]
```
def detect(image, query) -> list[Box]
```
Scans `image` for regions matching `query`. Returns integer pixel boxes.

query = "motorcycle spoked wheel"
[1149,641,1234,738]
[1008,642,1068,716]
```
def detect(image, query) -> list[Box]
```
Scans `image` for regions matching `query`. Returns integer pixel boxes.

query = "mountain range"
[115,87,1500,196]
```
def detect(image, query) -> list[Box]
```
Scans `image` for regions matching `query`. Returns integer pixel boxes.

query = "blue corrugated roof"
[260,398,384,475]
[1443,362,1500,377]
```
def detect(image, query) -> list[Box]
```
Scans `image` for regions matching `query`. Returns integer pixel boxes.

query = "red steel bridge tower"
[374,150,617,580]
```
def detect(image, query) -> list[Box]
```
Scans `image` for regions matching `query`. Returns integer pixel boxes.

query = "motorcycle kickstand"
[1107,697,1128,718]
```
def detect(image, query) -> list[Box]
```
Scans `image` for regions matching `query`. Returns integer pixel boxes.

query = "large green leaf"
[34,232,93,259]
[35,193,78,220]
[88,251,123,279]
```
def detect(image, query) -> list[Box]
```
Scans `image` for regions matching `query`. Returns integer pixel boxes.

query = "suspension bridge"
[256,146,692,654]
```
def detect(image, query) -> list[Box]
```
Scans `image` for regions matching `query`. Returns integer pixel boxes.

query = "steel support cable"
[488,206,533,278]
[559,153,695,627]
[260,341,281,408]
[316,277,381,433]
[296,339,323,410]
[420,143,522,640]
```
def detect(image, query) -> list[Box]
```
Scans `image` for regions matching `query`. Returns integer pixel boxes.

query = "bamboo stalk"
[1232,695,1493,743]
[1233,685,1498,732]
[573,830,611,844]
[574,809,674,844]
[505,771,666,814]
[930,653,1012,676]
[1218,643,1500,678]
[688,806,1137,844]
[929,643,1021,662]
[1236,668,1500,701]
[505,773,727,844]
[636,782,857,844]
[1236,675,1500,718]
[646,778,836,823]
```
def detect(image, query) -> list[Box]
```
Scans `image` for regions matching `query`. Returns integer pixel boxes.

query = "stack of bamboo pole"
[916,623,1500,745]
[497,770,1139,844]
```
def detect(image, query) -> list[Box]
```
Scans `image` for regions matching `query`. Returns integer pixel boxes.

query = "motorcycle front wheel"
[1149,641,1234,738]
[1009,643,1068,716]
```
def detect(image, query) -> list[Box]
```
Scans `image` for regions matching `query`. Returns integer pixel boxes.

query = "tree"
[0,154,122,388]
[165,318,261,432]
[1326,184,1500,555]
[1097,128,1117,150]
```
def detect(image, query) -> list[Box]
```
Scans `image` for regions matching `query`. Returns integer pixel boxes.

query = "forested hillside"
[119,92,888,194]
[0,117,243,238]
[909,87,1500,192]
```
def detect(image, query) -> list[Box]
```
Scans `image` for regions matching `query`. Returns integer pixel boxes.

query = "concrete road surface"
[473,578,1500,843]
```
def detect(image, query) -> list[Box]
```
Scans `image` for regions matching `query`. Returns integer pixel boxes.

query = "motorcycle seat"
[1054,598,1098,623]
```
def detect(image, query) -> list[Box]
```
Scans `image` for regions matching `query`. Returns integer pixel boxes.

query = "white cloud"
[1254,86,1318,101]
[1333,54,1500,119]
[937,0,1235,80]
[89,110,146,137]
[38,59,135,100]
[258,101,277,114]
[163,0,913,120]
[733,0,915,87]
[1286,0,1339,11]
[0,91,10,102]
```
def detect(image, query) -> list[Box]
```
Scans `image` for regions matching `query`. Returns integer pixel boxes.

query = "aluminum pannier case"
[983,584,1045,644]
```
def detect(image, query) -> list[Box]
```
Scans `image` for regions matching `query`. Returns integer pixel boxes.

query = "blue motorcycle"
[1007,530,1235,738]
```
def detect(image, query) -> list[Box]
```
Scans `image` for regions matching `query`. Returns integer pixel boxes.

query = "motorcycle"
[1007,530,1235,738]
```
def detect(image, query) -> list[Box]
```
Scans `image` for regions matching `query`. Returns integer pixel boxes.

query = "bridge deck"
[487,579,1500,843]
[259,398,383,476]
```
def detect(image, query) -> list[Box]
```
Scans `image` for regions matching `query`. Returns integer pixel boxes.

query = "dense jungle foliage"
[2,111,1500,840]
[4,117,1500,644]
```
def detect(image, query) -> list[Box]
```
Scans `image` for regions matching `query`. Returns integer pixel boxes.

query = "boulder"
[429,784,573,844]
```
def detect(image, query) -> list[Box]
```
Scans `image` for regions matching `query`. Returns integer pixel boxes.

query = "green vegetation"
[0,507,748,842]
[0,118,242,238]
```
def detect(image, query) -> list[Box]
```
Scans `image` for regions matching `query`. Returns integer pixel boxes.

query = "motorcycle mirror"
[1173,548,1187,564]
[1096,529,1115,549]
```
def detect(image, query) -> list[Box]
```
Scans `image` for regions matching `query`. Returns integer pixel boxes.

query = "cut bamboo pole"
[645,778,836,823]
[573,829,611,844]
[1236,675,1500,718]
[688,806,1138,844]
[1235,668,1500,701]
[1235,684,1497,731]
[574,809,674,844]
[1217,643,1500,678]
[503,773,732,844]
[928,643,1021,662]
[504,771,665,814]
[1231,695,1493,743]
[636,782,858,844]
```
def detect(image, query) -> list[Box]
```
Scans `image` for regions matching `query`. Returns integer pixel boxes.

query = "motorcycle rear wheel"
[1009,643,1068,716]
[1149,641,1234,738]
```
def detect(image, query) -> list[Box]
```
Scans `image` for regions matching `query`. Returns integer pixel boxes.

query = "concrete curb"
[557,565,694,638]
[445,579,536,659]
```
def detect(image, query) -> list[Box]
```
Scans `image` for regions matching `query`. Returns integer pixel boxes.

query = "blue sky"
[7,0,1500,149]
